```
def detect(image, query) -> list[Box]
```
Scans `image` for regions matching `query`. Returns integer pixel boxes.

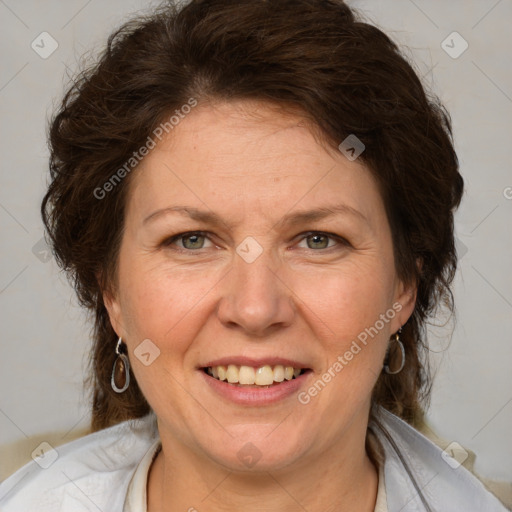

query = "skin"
[104,99,417,512]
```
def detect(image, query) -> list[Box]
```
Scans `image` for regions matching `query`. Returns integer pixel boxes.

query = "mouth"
[202,364,312,388]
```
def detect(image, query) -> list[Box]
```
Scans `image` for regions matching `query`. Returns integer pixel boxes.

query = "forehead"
[125,100,384,228]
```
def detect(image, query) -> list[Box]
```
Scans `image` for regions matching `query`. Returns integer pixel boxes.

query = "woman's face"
[105,100,416,472]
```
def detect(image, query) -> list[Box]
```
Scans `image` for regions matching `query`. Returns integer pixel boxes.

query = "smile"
[203,364,308,387]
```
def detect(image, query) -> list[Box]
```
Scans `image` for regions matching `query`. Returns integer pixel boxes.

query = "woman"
[0,0,507,510]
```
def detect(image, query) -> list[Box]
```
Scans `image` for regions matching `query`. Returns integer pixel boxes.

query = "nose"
[216,249,296,338]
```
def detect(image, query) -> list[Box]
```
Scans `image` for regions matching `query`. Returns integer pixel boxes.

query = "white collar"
[370,407,507,511]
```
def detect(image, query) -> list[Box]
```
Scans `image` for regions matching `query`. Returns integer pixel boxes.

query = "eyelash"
[161,231,350,253]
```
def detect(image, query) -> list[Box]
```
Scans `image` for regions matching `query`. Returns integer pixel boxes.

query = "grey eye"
[180,233,207,250]
[300,233,335,250]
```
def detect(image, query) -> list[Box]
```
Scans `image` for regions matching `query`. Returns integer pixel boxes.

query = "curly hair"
[41,0,463,441]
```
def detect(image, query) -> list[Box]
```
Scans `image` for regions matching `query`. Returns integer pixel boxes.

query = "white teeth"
[255,365,274,385]
[217,365,227,381]
[273,365,285,382]
[239,366,255,385]
[205,364,305,386]
[226,364,239,383]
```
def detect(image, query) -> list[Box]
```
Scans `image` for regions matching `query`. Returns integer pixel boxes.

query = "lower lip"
[199,370,312,406]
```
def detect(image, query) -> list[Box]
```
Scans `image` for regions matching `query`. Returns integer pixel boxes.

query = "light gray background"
[1,0,511,481]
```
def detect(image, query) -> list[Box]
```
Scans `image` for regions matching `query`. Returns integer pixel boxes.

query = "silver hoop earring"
[384,328,405,375]
[111,337,130,393]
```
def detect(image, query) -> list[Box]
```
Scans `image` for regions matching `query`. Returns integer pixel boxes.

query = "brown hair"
[42,0,463,435]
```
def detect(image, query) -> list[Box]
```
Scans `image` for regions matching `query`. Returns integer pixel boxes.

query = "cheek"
[297,260,395,339]
[118,261,220,349]
[296,266,394,418]
[297,262,395,406]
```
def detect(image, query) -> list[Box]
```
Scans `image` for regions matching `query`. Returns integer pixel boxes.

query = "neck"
[147,420,379,512]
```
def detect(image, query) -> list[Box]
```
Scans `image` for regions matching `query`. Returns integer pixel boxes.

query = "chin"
[201,428,309,473]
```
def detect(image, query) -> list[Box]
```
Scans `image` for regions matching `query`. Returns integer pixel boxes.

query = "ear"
[392,258,422,331]
[97,271,124,337]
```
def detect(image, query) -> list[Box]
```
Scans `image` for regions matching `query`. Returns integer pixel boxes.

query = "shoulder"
[0,412,159,512]
[371,407,508,512]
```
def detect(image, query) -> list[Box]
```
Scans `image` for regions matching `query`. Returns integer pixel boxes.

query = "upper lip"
[200,356,310,369]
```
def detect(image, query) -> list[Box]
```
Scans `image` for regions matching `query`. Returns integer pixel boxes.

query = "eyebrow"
[143,204,369,230]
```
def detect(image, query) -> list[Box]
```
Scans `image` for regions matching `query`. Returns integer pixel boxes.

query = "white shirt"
[0,407,506,512]
[123,438,161,512]
[122,440,389,511]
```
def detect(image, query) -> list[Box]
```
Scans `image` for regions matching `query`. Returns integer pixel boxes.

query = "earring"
[111,337,130,393]
[383,328,405,375]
